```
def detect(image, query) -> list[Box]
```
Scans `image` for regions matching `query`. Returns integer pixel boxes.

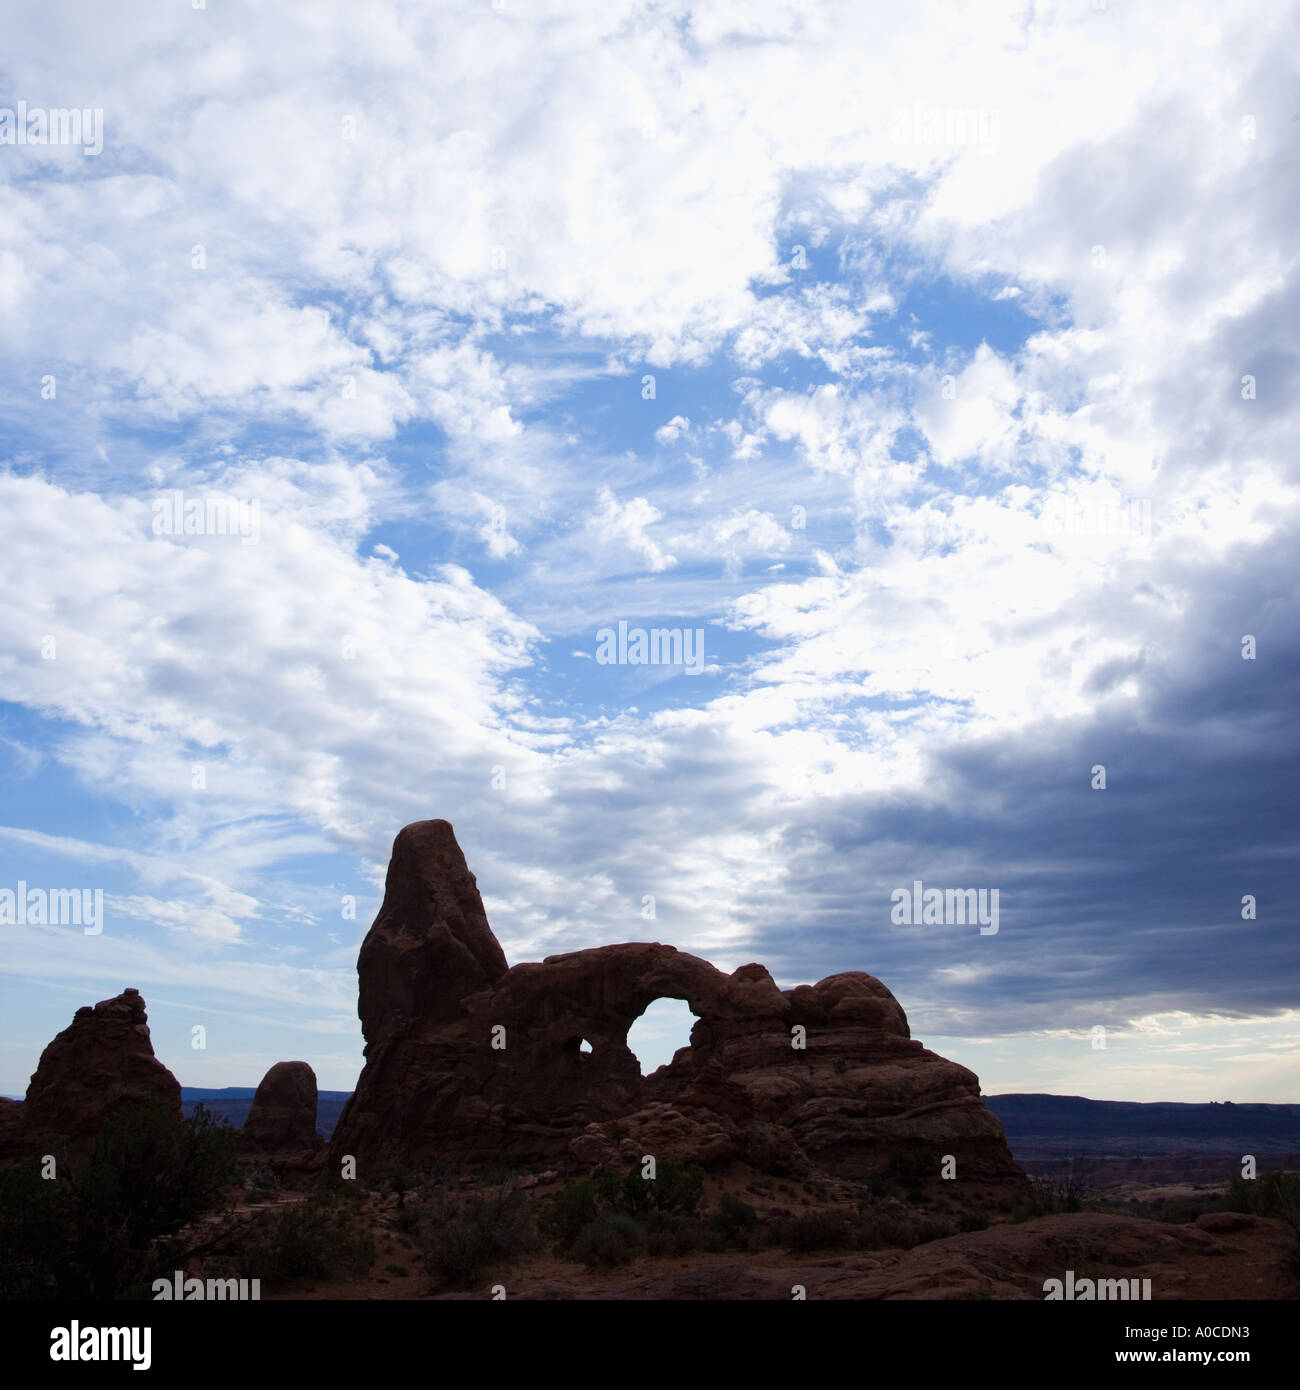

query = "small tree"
[0,1099,236,1299]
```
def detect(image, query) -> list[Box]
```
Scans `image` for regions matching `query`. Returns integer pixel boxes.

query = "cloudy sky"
[1,0,1296,1103]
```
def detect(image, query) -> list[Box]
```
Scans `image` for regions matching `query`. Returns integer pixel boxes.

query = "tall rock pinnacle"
[357,819,508,1045]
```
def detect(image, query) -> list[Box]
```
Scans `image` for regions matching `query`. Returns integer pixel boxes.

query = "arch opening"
[626,997,698,1077]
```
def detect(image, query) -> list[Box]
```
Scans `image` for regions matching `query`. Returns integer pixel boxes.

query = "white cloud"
[654,415,692,445]
[1,0,1297,1098]
[590,486,677,573]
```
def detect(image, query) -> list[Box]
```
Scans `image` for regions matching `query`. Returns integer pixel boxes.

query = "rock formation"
[358,817,507,1038]
[239,1060,323,1155]
[331,820,1028,1198]
[0,988,182,1161]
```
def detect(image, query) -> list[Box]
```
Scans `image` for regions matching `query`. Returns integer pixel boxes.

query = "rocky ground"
[248,1166,1299,1302]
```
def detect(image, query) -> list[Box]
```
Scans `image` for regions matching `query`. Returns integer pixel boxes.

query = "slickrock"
[429,1212,1291,1301]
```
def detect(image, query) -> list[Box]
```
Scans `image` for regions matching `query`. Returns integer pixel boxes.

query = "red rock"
[431,1211,1292,1301]
[0,1097,23,1155]
[1194,1211,1259,1235]
[331,820,1027,1201]
[357,819,508,1039]
[239,1060,323,1155]
[0,988,181,1161]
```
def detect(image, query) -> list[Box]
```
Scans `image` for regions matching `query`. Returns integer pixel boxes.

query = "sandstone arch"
[330,820,1027,1200]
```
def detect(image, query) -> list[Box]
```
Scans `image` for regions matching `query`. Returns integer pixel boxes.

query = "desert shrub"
[1280,1212,1300,1285]
[311,1171,365,1205]
[418,1186,537,1289]
[543,1159,708,1262]
[645,1208,727,1256]
[473,1154,525,1185]
[711,1193,759,1243]
[774,1209,854,1251]
[886,1146,939,1189]
[654,1159,706,1215]
[592,1157,705,1219]
[0,1099,236,1299]
[1225,1171,1300,1218]
[1225,1171,1300,1283]
[541,1177,600,1247]
[570,1211,645,1267]
[1037,1176,1084,1213]
[1011,1171,1087,1221]
[852,1211,911,1249]
[81,1101,235,1243]
[1139,1197,1206,1225]
[644,1215,703,1256]
[545,1156,711,1267]
[904,1214,959,1246]
[852,1209,959,1250]
[0,1161,79,1298]
[244,1193,375,1286]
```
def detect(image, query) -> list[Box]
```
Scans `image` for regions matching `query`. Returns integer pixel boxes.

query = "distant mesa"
[330,818,1029,1196]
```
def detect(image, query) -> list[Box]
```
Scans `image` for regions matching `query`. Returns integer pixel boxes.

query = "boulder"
[239,1060,323,1155]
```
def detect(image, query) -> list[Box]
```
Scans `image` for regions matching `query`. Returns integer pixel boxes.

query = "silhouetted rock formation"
[358,817,508,1038]
[0,1097,23,1156]
[0,988,181,1161]
[239,1060,323,1155]
[332,820,1028,1197]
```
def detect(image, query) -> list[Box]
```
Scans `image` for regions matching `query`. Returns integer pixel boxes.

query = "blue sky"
[1,0,1297,1103]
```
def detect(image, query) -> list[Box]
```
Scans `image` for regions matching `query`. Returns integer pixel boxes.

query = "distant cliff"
[986,1093,1300,1159]
[174,1088,1300,1159]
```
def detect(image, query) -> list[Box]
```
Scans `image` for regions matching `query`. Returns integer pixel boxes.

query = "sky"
[0,0,1296,1104]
